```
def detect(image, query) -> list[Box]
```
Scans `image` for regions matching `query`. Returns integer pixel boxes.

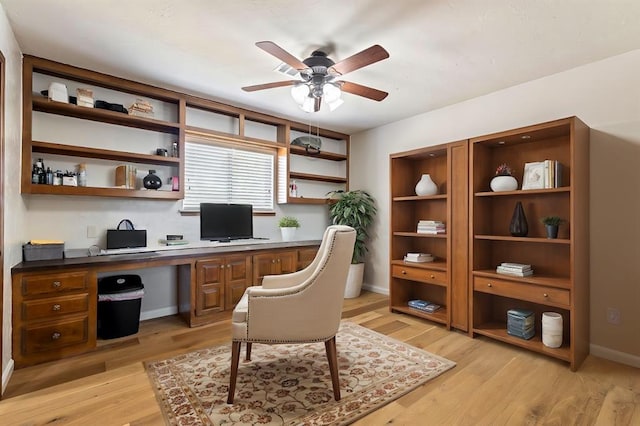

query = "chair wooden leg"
[227,341,241,404]
[324,336,341,401]
[246,342,252,361]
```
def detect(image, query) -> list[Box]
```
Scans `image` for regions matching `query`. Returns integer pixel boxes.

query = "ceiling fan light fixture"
[323,82,341,103]
[291,83,310,104]
[300,95,316,113]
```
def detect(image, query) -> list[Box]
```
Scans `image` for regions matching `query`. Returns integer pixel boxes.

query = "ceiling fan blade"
[339,81,388,101]
[330,45,389,75]
[256,41,308,70]
[242,80,298,92]
[314,97,321,112]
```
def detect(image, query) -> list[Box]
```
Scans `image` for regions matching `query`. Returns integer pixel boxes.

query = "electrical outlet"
[87,225,97,238]
[606,307,621,325]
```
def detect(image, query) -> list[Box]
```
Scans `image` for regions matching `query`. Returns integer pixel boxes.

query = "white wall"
[0,4,27,392]
[352,49,640,364]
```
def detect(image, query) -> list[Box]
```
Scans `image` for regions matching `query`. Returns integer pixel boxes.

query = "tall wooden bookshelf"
[469,117,589,370]
[389,140,469,331]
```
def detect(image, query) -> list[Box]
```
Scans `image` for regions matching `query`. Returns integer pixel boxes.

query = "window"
[182,137,275,212]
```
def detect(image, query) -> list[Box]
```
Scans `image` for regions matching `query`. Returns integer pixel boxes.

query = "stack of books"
[115,164,138,189]
[403,252,434,263]
[408,299,441,313]
[522,160,563,189]
[507,309,535,340]
[496,262,533,277]
[417,220,446,234]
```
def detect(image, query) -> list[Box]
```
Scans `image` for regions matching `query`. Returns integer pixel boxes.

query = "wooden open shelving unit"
[469,116,589,370]
[22,55,351,204]
[389,140,469,331]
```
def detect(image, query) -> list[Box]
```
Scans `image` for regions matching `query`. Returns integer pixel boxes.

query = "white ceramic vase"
[280,227,297,242]
[542,312,563,348]
[415,174,438,196]
[490,175,518,192]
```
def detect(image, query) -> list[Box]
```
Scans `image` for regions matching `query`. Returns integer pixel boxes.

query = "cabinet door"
[252,253,278,285]
[224,255,252,309]
[278,250,298,275]
[196,259,225,315]
[297,247,318,270]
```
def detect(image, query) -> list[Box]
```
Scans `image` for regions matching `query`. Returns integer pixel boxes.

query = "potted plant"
[540,216,565,239]
[327,190,377,298]
[278,216,300,241]
[490,163,518,192]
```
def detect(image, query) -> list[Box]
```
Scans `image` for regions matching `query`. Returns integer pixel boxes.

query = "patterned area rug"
[146,321,456,425]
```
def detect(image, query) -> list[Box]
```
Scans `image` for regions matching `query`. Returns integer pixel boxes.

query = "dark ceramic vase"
[509,201,528,237]
[143,170,162,190]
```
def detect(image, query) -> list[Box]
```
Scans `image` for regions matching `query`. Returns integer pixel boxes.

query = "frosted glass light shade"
[291,84,309,104]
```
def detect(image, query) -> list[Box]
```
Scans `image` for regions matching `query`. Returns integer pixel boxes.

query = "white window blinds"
[183,139,274,212]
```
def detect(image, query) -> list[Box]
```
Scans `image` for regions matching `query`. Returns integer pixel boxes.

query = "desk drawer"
[22,316,89,355]
[474,276,570,307]
[22,293,89,321]
[392,265,447,286]
[22,271,88,296]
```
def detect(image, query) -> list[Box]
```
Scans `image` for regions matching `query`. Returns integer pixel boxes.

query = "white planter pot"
[415,174,438,196]
[490,175,518,192]
[344,263,365,298]
[280,227,297,241]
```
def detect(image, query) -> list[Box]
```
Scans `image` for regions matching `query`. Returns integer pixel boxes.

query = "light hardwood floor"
[0,291,638,425]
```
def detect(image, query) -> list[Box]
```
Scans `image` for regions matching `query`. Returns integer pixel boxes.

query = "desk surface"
[12,239,321,273]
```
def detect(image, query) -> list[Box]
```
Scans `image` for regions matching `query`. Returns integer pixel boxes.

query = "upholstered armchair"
[227,225,356,404]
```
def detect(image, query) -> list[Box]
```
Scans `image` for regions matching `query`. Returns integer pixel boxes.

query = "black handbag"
[106,219,147,249]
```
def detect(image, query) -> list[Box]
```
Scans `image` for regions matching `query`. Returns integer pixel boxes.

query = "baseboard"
[140,306,178,321]
[590,344,640,368]
[1,359,15,396]
[362,282,389,295]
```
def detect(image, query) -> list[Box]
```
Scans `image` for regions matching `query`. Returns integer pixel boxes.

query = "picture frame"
[522,161,545,190]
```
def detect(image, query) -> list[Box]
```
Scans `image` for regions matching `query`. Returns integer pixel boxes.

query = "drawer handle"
[52,304,61,311]
[272,260,276,264]
[221,265,225,269]
[52,281,61,288]
[487,283,492,287]
[51,332,61,340]
[401,270,407,275]
[430,274,435,279]
[277,258,281,263]
[543,293,549,298]
[227,264,231,268]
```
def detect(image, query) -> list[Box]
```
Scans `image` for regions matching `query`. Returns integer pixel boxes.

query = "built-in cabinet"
[390,117,589,370]
[12,268,96,368]
[252,250,298,285]
[389,141,469,331]
[195,255,252,315]
[13,243,319,367]
[22,55,351,204]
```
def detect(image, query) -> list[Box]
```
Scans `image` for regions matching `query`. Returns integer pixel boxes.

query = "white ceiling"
[2,0,640,134]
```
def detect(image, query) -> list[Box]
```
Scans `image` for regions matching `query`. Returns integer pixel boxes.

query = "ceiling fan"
[242,41,390,112]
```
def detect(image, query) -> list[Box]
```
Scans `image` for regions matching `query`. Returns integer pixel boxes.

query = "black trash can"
[97,274,144,339]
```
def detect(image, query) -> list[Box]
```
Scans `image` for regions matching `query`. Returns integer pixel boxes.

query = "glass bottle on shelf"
[77,163,87,187]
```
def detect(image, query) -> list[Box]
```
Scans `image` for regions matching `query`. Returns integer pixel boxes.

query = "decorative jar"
[415,174,438,196]
[143,170,162,190]
[490,175,518,192]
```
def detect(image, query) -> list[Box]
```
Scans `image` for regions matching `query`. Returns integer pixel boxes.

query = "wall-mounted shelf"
[32,141,181,166]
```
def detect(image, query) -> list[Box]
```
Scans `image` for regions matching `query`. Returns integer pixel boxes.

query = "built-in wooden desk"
[11,240,320,367]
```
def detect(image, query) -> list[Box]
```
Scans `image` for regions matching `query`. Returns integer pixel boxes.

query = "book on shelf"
[417,219,446,234]
[408,299,441,313]
[522,160,562,190]
[496,266,533,277]
[404,253,434,263]
[500,262,532,269]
